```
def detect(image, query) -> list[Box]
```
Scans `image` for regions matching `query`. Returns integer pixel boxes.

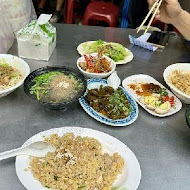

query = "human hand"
[147,0,183,24]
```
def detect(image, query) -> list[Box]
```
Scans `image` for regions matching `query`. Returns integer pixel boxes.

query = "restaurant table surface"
[0,24,190,190]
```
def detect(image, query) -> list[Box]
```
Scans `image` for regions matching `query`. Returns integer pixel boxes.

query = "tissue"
[16,14,56,61]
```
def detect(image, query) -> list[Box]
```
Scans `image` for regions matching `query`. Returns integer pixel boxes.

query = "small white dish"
[0,54,30,98]
[77,53,116,79]
[163,63,190,104]
[79,79,138,126]
[122,74,182,117]
[77,41,134,65]
[15,126,141,190]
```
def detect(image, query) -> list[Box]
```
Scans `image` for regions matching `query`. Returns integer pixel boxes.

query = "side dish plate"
[15,127,141,190]
[79,79,138,126]
[77,41,134,65]
[0,54,30,98]
[122,74,182,117]
[77,53,116,79]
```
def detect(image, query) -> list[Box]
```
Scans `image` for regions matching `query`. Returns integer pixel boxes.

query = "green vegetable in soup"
[30,71,62,100]
[33,71,62,85]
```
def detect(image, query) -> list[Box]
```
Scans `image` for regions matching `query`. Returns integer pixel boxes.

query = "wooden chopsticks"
[137,0,163,34]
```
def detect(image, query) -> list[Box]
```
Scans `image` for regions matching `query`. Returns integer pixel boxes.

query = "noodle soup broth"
[30,71,84,104]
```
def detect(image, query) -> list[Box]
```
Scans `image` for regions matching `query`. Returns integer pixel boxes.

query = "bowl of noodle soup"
[24,66,87,110]
[0,54,30,98]
[163,63,190,104]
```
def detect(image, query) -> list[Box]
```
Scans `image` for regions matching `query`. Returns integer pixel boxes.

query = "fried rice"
[29,133,124,190]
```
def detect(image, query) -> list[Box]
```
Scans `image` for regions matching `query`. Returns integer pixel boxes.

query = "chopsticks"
[137,0,163,34]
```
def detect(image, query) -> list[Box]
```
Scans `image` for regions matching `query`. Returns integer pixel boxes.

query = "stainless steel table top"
[0,24,190,190]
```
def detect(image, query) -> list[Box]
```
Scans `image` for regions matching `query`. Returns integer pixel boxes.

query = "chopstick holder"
[129,33,158,51]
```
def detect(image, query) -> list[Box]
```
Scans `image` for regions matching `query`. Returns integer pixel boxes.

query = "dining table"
[0,23,190,190]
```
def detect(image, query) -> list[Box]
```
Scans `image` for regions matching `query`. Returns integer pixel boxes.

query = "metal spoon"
[0,141,55,161]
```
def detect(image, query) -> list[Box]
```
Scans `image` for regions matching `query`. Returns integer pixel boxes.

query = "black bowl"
[185,105,190,128]
[24,66,87,110]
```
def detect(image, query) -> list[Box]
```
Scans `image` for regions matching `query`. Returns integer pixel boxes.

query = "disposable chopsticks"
[137,0,163,34]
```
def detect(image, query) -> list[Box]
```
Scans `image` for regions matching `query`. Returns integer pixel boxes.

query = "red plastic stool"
[83,2,119,27]
[65,0,75,24]
[65,0,85,24]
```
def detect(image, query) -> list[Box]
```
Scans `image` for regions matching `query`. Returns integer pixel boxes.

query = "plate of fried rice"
[15,127,141,190]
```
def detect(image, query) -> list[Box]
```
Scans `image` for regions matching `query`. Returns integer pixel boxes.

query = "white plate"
[15,127,141,190]
[79,79,139,126]
[122,74,182,117]
[77,41,106,56]
[77,41,134,65]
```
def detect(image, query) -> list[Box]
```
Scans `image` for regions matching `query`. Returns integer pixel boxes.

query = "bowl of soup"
[24,66,87,110]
